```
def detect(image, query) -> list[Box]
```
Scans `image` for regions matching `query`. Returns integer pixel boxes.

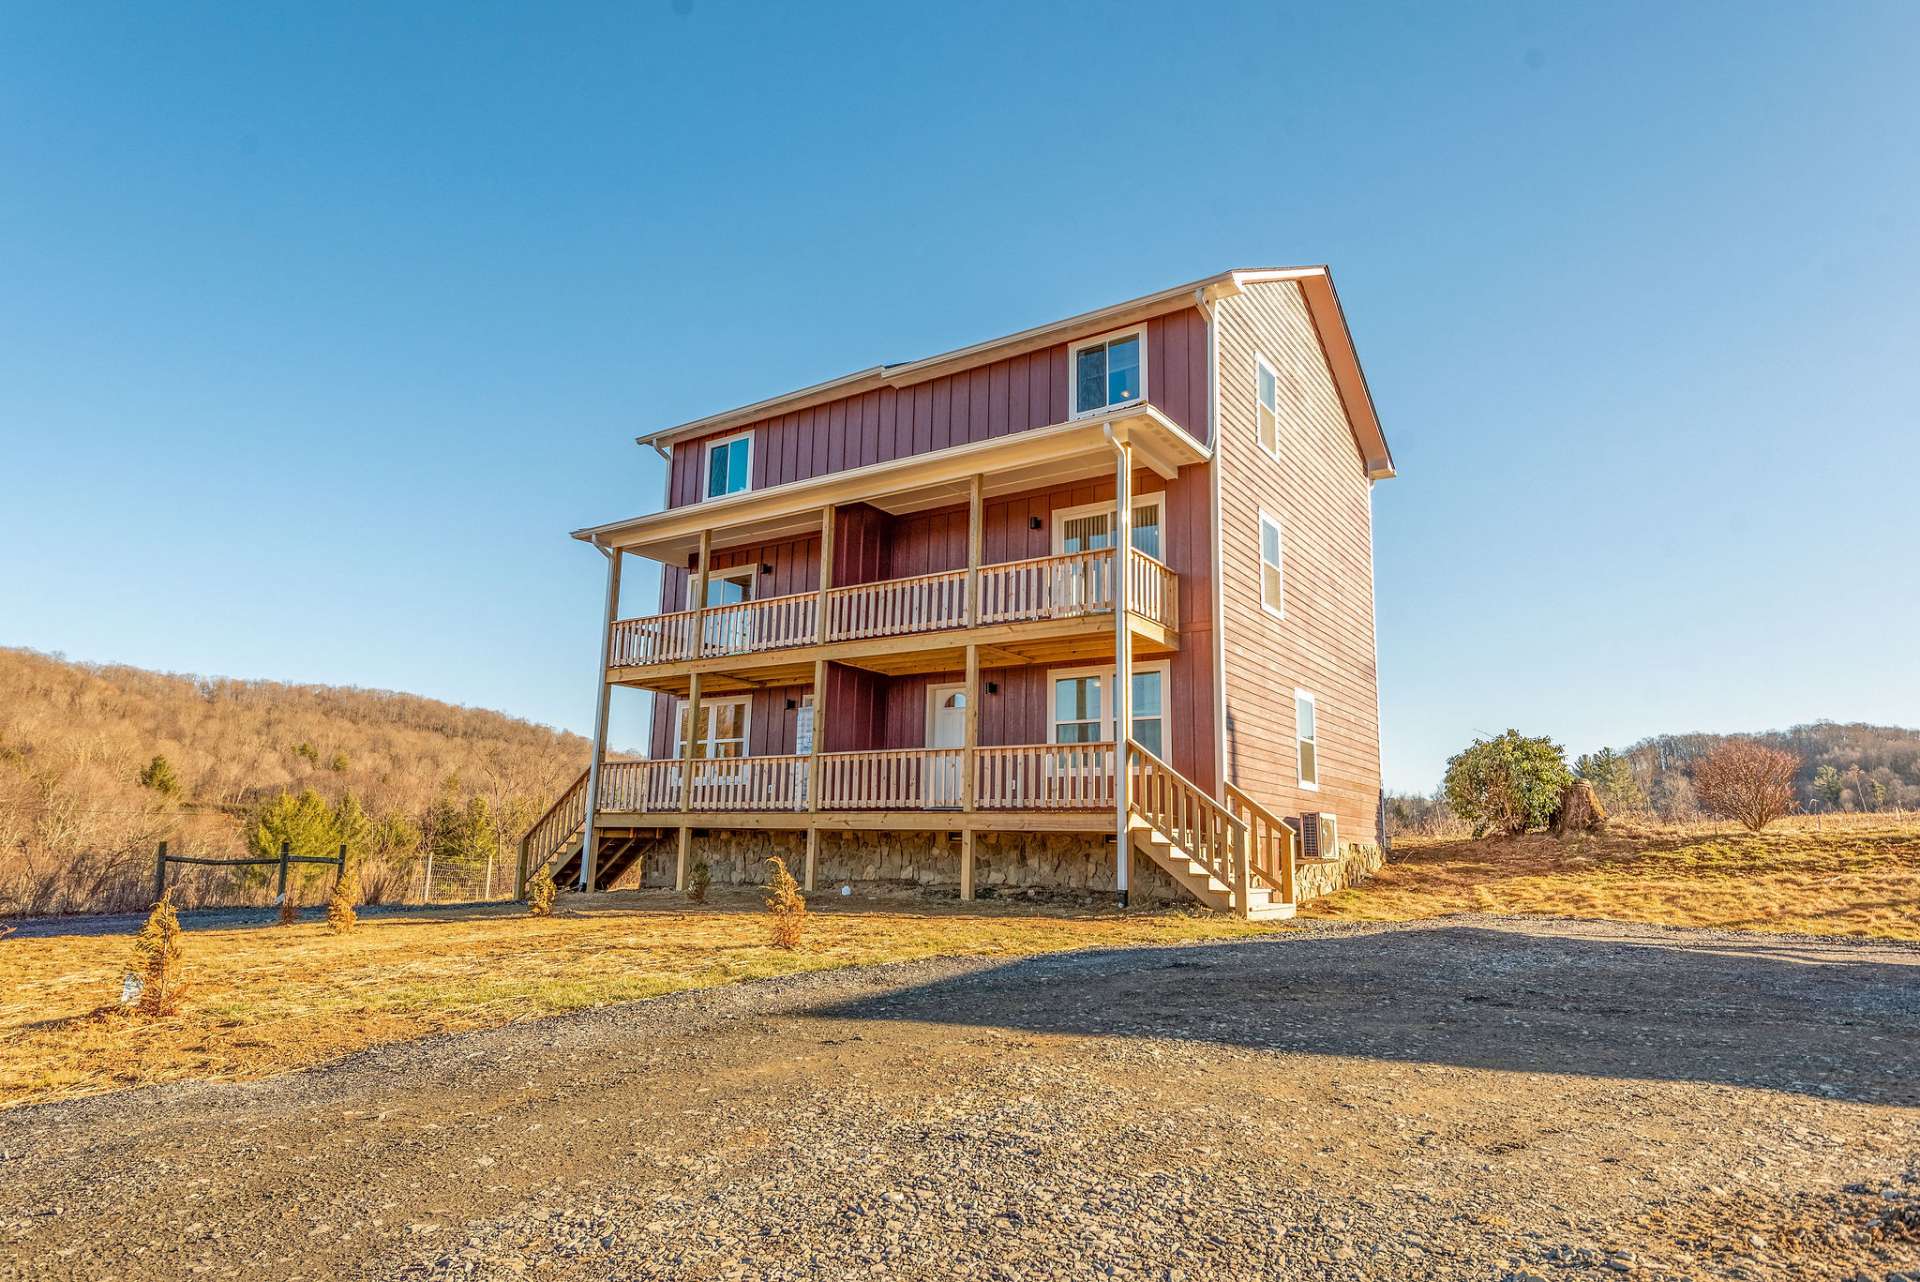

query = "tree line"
[0,647,588,914]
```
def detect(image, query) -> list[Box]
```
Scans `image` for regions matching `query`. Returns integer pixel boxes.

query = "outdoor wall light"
[985,681,999,694]
[784,698,797,711]
[759,563,774,575]
[1028,516,1043,530]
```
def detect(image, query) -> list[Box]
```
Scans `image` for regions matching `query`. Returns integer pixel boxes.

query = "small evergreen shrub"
[764,856,805,950]
[326,859,358,934]
[1444,729,1573,837]
[687,860,711,904]
[127,889,186,1017]
[278,884,299,926]
[526,865,558,917]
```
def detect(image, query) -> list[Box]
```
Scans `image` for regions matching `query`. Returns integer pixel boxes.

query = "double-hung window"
[1295,690,1318,789]
[1048,662,1170,757]
[678,696,750,760]
[1255,355,1281,459]
[1258,512,1284,618]
[702,432,753,499]
[1069,328,1145,418]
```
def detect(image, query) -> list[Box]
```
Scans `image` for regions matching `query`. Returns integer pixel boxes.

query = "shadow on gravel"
[807,923,1920,1106]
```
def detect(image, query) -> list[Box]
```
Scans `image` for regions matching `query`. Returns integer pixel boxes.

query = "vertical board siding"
[1215,281,1383,845]
[664,310,1209,507]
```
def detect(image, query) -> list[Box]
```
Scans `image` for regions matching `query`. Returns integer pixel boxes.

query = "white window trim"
[1294,688,1319,791]
[700,430,754,500]
[1258,510,1285,620]
[1253,352,1282,462]
[1066,324,1149,420]
[1047,661,1172,751]
[1049,492,1169,559]
[677,694,753,760]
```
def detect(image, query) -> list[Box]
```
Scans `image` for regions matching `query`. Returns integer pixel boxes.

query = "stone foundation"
[609,828,1187,904]
[1294,842,1384,901]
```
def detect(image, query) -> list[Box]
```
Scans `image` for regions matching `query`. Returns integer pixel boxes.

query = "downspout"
[1102,423,1132,909]
[1197,287,1229,801]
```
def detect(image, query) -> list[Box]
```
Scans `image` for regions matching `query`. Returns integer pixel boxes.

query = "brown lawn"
[0,894,1273,1110]
[1305,813,1920,941]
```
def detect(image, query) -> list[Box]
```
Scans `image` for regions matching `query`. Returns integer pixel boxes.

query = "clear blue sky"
[2,2,1915,792]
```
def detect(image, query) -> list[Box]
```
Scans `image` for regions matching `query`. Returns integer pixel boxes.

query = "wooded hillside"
[0,647,587,914]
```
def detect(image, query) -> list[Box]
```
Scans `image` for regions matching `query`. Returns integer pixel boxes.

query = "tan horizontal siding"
[1215,281,1383,845]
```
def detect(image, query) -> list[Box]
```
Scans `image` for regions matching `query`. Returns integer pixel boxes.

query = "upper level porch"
[578,405,1211,691]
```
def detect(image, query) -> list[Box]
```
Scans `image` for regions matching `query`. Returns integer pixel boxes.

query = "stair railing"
[1124,740,1255,918]
[516,766,591,897]
[1224,782,1298,907]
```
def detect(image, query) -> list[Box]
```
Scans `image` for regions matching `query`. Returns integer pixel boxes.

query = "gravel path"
[3,915,1918,1282]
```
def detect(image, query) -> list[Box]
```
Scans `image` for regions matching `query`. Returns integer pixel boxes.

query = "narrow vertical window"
[702,432,753,499]
[1258,512,1284,618]
[1255,355,1280,459]
[1295,690,1318,789]
[1069,329,1146,417]
[1131,668,1164,759]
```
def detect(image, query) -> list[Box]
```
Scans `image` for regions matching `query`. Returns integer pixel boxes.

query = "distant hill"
[0,647,587,914]
[1618,722,1920,818]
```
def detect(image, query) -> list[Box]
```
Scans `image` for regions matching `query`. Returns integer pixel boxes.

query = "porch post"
[1112,440,1133,907]
[963,642,980,814]
[966,474,984,624]
[804,826,819,893]
[815,505,835,643]
[679,670,703,815]
[679,528,712,819]
[580,544,623,892]
[808,657,828,815]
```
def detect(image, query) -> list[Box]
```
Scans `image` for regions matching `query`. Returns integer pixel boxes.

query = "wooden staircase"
[1124,741,1297,920]
[517,766,660,894]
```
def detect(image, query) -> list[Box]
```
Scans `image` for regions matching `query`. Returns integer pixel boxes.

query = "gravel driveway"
[3,916,1917,1282]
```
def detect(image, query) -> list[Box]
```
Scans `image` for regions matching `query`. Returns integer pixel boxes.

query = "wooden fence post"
[153,841,168,903]
[335,843,348,887]
[277,840,290,901]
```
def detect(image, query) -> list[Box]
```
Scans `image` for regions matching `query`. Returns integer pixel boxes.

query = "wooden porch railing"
[599,759,684,812]
[698,592,819,657]
[684,754,812,811]
[824,569,969,641]
[816,748,965,809]
[976,549,1115,624]
[1224,781,1298,907]
[1125,740,1255,918]
[974,742,1116,810]
[605,547,1181,669]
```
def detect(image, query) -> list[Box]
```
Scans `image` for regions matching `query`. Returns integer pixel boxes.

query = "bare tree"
[1692,739,1798,832]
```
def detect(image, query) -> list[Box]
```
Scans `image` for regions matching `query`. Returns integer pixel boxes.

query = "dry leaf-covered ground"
[0,894,1270,1109]
[1307,813,1920,940]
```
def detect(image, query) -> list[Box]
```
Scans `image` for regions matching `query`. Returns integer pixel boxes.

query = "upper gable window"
[1255,355,1281,459]
[1069,328,1145,418]
[702,432,753,500]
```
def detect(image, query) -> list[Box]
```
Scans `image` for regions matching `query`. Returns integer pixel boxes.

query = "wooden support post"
[807,658,828,813]
[960,828,975,901]
[1112,440,1133,907]
[152,841,167,903]
[963,643,980,814]
[804,827,819,892]
[581,544,624,892]
[277,839,291,901]
[815,505,835,643]
[675,825,692,893]
[966,474,984,624]
[680,670,704,813]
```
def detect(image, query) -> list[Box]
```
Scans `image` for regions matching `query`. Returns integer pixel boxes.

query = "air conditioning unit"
[1303,812,1338,860]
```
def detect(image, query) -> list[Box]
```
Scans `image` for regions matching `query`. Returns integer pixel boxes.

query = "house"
[519,267,1393,917]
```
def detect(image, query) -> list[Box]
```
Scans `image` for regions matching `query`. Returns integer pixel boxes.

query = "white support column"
[1112,438,1134,907]
[580,544,623,892]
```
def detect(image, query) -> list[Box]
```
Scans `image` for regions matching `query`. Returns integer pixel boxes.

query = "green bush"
[1444,730,1573,837]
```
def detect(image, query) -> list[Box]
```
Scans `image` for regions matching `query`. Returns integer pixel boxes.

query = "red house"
[521,268,1394,916]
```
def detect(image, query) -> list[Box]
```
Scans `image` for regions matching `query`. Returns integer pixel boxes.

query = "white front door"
[926,683,967,807]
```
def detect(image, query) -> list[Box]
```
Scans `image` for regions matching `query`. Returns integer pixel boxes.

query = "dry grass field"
[1307,812,1920,940]
[0,895,1269,1110]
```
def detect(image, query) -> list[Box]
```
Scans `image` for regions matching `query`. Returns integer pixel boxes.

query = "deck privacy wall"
[663,308,1210,508]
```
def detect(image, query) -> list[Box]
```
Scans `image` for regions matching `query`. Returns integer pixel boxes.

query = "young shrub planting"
[325,856,358,934]
[1693,739,1799,832]
[687,860,711,904]
[1443,730,1573,837]
[277,886,299,926]
[764,856,805,950]
[526,865,558,917]
[126,888,186,1017]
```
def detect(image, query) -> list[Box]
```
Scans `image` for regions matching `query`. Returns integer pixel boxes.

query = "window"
[677,696,750,759]
[702,432,753,499]
[1049,663,1169,754]
[1258,512,1284,618]
[1255,355,1281,459]
[1052,494,1168,561]
[1069,328,1145,417]
[1295,689,1318,789]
